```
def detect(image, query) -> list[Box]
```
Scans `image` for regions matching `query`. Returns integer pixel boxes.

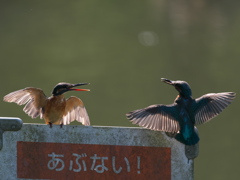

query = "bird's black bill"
[161,78,173,85]
[70,83,90,91]
[73,83,89,87]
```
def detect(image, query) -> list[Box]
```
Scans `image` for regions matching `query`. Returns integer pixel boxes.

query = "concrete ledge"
[0,117,22,150]
[0,122,193,180]
[0,117,22,131]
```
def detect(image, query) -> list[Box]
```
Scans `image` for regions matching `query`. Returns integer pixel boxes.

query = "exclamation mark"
[137,156,141,174]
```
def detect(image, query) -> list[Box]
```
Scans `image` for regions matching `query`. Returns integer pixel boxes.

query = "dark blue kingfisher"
[126,78,236,145]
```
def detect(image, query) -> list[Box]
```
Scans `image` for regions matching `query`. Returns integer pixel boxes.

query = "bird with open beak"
[126,78,236,145]
[3,82,90,128]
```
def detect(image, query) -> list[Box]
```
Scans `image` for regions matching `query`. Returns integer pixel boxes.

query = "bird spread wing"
[63,96,90,125]
[194,92,236,125]
[126,104,180,133]
[3,87,47,118]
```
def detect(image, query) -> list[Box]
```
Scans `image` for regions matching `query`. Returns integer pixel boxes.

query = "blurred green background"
[0,1,239,179]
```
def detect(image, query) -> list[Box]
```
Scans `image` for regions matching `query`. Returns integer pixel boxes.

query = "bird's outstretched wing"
[63,96,90,125]
[194,92,236,125]
[3,87,47,118]
[126,104,180,133]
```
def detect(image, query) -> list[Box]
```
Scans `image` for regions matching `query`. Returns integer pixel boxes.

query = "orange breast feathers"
[43,96,66,124]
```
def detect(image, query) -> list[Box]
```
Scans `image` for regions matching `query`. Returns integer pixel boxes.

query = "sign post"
[0,118,194,180]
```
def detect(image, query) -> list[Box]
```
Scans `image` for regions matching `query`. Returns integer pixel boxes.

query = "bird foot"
[165,132,177,138]
[60,123,63,128]
[49,122,52,128]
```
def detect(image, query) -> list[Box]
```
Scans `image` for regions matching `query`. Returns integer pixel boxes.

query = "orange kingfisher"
[4,82,90,128]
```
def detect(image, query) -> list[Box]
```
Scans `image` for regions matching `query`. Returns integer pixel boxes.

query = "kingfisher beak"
[161,78,173,85]
[70,83,90,91]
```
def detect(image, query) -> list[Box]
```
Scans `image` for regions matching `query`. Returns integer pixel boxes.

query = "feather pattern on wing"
[63,96,90,125]
[194,92,236,125]
[3,87,47,118]
[126,104,180,132]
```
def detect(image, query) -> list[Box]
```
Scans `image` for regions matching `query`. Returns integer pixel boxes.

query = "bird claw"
[165,132,177,138]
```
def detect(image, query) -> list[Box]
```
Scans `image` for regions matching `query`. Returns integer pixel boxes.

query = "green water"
[0,1,239,179]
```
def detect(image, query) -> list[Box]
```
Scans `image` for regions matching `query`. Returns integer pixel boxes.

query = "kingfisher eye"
[59,85,68,89]
[174,84,182,91]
